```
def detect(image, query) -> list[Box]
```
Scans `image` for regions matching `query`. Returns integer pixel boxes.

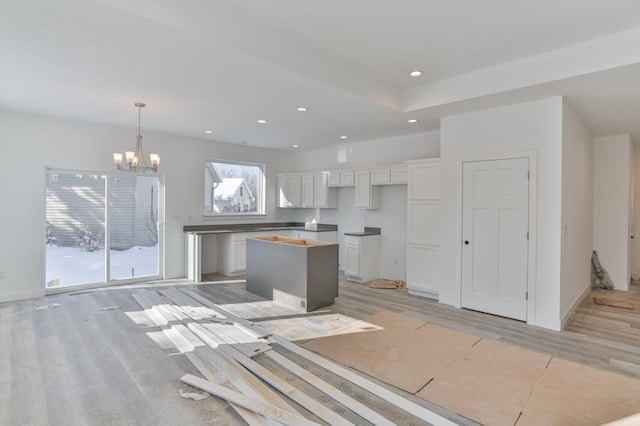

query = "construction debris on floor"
[593,297,635,310]
[369,279,406,289]
[130,287,455,426]
[131,288,640,425]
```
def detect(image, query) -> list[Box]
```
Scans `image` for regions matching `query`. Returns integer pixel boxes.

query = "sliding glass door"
[45,169,162,289]
[108,175,159,281]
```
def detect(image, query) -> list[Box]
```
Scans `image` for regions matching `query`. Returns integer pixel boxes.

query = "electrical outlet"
[0,271,4,279]
[393,258,398,265]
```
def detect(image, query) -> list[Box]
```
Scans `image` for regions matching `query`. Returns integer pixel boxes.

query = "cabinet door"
[390,166,408,184]
[406,243,439,294]
[278,174,302,207]
[314,173,328,207]
[340,171,355,186]
[302,174,315,207]
[355,171,372,208]
[371,168,391,185]
[345,244,360,278]
[328,171,340,186]
[232,240,247,273]
[408,163,440,200]
[296,230,318,241]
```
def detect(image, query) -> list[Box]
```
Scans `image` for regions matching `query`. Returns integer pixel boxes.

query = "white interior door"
[461,158,529,321]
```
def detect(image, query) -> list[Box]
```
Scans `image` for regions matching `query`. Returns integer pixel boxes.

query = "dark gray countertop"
[343,227,381,236]
[184,222,338,234]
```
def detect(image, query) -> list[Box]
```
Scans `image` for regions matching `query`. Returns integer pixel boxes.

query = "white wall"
[593,134,632,291]
[439,97,564,330]
[293,131,440,280]
[294,132,440,171]
[0,110,296,302]
[560,100,594,324]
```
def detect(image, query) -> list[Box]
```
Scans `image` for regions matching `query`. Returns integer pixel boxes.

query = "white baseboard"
[0,288,46,303]
[561,284,591,330]
[407,284,439,300]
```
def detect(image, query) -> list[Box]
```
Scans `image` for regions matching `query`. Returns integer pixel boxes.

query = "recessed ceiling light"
[296,107,308,112]
[409,70,423,77]
[339,135,348,140]
[408,119,419,123]
[203,130,214,134]
[292,144,299,148]
[256,119,268,124]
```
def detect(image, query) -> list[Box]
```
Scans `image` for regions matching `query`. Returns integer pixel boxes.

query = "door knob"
[464,240,469,245]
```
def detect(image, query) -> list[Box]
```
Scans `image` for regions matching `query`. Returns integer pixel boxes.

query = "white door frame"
[455,150,538,324]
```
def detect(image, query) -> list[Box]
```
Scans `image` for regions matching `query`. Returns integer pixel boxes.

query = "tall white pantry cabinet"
[406,158,440,299]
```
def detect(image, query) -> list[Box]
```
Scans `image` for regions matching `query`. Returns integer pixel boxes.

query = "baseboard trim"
[407,284,439,300]
[561,284,592,330]
[0,288,46,303]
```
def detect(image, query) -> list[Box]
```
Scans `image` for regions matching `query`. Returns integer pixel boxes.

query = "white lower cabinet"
[296,230,337,243]
[218,231,271,276]
[344,234,380,282]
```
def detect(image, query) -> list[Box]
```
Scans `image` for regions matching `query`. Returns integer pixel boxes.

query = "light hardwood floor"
[2,277,639,425]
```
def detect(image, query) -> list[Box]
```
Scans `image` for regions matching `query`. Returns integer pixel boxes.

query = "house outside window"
[204,160,265,215]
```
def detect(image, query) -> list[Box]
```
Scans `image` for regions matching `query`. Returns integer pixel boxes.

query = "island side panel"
[305,244,339,311]
[246,238,309,311]
[246,238,339,312]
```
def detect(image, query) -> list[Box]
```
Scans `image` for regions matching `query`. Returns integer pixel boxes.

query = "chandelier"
[113,102,160,172]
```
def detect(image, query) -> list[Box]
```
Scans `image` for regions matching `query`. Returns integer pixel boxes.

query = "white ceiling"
[2,0,640,150]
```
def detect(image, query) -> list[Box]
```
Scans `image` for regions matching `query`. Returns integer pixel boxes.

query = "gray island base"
[246,236,339,312]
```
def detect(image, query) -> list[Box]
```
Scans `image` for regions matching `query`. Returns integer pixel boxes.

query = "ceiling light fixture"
[292,144,299,148]
[409,70,423,77]
[296,107,308,112]
[256,119,268,124]
[339,135,348,140]
[408,119,419,123]
[203,130,214,134]
[113,102,159,172]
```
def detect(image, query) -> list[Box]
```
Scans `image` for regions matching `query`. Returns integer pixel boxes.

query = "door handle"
[464,240,469,245]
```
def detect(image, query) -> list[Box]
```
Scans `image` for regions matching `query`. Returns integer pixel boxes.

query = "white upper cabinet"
[277,173,302,208]
[314,173,337,208]
[328,170,356,187]
[371,168,391,185]
[371,165,408,185]
[301,173,315,207]
[355,170,380,209]
[278,172,336,208]
[408,162,440,200]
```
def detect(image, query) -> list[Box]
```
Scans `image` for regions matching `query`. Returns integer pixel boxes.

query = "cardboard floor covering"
[302,311,480,393]
[517,357,640,425]
[301,310,640,425]
[417,339,551,426]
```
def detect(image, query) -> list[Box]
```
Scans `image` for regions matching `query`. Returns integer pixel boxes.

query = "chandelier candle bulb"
[113,152,123,169]
[125,151,136,165]
[150,153,160,169]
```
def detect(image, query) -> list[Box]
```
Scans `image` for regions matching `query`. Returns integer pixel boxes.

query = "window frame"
[203,158,266,217]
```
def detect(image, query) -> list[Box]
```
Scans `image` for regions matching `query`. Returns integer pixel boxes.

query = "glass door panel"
[108,175,159,281]
[46,171,106,288]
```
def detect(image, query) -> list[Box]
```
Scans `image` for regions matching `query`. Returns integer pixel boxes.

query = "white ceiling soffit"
[2,0,640,149]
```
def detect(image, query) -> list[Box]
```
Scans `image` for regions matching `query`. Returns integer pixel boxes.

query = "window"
[204,160,265,215]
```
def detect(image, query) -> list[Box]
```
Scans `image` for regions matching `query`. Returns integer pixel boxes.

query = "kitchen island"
[184,222,337,281]
[246,236,338,312]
